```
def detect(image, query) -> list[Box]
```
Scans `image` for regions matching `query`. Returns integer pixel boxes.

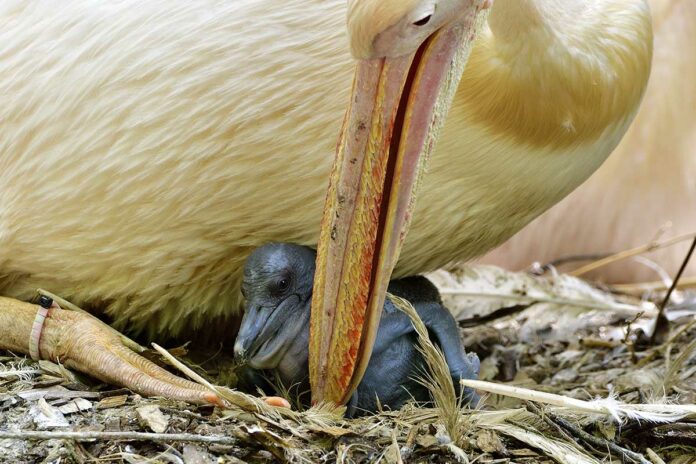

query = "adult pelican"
[482,0,695,284]
[0,0,652,404]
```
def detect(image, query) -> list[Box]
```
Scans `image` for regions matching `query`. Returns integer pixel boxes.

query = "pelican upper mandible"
[0,0,652,405]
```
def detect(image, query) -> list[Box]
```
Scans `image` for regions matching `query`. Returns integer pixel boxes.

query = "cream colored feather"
[483,0,695,283]
[0,0,652,337]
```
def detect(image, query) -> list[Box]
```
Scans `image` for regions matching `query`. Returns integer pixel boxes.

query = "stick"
[0,430,237,445]
[525,402,581,448]
[549,414,651,464]
[645,448,667,464]
[611,276,696,294]
[650,237,696,344]
[437,291,643,313]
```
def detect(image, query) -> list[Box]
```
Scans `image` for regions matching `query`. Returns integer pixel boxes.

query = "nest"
[1,257,696,463]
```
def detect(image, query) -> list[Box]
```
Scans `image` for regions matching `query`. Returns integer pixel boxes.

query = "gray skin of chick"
[233,243,480,417]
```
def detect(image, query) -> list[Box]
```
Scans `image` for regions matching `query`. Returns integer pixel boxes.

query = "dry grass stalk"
[568,231,696,277]
[646,448,667,464]
[152,343,344,430]
[152,343,284,417]
[610,276,696,294]
[436,290,642,313]
[466,409,601,464]
[662,337,696,392]
[387,293,468,445]
[484,422,601,464]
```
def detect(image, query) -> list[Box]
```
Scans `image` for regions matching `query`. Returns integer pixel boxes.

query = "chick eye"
[413,14,432,26]
[276,278,289,292]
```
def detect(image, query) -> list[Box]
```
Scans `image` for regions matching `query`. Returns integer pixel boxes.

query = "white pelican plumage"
[482,0,695,284]
[0,0,652,403]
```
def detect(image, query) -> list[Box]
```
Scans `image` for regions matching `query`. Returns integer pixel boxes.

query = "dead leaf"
[429,265,656,343]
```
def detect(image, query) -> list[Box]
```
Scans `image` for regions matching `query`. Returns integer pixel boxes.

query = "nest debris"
[1,264,696,463]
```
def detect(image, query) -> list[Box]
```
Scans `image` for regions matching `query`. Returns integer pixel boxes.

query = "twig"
[650,237,696,344]
[569,231,696,277]
[437,291,642,313]
[545,253,613,268]
[0,430,237,445]
[525,402,582,449]
[645,448,667,464]
[611,276,696,294]
[151,343,271,415]
[549,414,651,464]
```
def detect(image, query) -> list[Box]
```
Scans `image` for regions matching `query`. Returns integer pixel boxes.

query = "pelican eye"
[413,15,432,26]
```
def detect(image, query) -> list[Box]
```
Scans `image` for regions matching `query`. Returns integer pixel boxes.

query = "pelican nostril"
[412,15,431,27]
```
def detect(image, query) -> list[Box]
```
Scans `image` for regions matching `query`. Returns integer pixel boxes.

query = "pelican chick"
[234,243,480,416]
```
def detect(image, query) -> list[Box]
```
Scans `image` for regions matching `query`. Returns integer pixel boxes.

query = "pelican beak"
[309,6,489,405]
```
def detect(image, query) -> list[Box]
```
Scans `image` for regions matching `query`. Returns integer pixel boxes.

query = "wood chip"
[95,395,128,410]
[18,386,99,401]
[383,431,404,464]
[30,398,70,429]
[182,444,216,464]
[136,405,170,433]
[58,398,93,415]
[416,434,439,449]
[476,430,507,454]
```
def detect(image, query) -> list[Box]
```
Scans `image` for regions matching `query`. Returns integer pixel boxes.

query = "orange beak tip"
[204,392,225,407]
[263,396,292,409]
